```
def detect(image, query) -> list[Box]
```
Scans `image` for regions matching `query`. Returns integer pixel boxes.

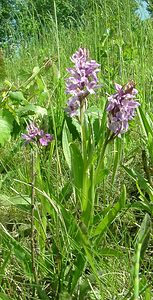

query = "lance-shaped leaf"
[92,185,126,237]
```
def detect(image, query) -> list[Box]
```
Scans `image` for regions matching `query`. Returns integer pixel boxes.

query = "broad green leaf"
[0,115,12,145]
[137,107,153,138]
[72,118,81,134]
[9,91,26,103]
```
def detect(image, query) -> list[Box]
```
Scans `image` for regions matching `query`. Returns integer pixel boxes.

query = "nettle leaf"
[18,104,47,117]
[0,113,13,145]
[9,91,26,104]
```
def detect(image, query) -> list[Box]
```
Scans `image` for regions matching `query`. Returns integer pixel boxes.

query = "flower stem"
[95,131,114,185]
[31,149,38,296]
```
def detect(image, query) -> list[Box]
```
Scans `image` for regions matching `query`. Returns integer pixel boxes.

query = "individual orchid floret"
[22,122,54,146]
[65,48,101,117]
[39,133,54,146]
[21,123,40,143]
[107,81,140,135]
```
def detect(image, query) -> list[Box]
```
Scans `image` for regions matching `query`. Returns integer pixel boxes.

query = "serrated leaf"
[9,91,26,103]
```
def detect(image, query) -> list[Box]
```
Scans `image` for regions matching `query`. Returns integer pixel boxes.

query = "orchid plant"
[63,48,140,228]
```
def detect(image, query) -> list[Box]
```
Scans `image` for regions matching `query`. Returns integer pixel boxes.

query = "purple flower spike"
[65,48,101,117]
[22,122,53,146]
[107,81,140,135]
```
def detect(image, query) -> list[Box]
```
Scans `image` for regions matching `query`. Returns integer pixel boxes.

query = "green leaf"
[131,201,153,215]
[137,107,153,138]
[37,287,50,300]
[123,166,153,200]
[135,213,151,259]
[92,185,126,237]
[0,194,30,206]
[99,248,123,258]
[148,133,153,164]
[9,91,26,103]
[36,77,45,92]
[0,223,32,277]
[18,104,47,117]
[0,115,12,145]
[70,254,85,294]
[111,137,122,185]
[70,143,83,191]
[85,106,103,119]
[62,121,72,169]
[132,214,151,299]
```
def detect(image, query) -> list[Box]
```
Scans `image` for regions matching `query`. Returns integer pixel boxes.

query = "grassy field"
[0,1,153,299]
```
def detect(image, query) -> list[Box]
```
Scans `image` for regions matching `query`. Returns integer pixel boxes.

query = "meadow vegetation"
[0,1,153,299]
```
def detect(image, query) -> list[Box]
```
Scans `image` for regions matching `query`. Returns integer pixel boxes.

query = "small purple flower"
[22,122,54,146]
[65,48,101,117]
[107,81,140,135]
[39,133,54,146]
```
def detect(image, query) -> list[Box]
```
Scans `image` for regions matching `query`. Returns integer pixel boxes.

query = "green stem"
[95,131,114,184]
[134,243,141,300]
[31,150,38,296]
[80,103,86,159]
